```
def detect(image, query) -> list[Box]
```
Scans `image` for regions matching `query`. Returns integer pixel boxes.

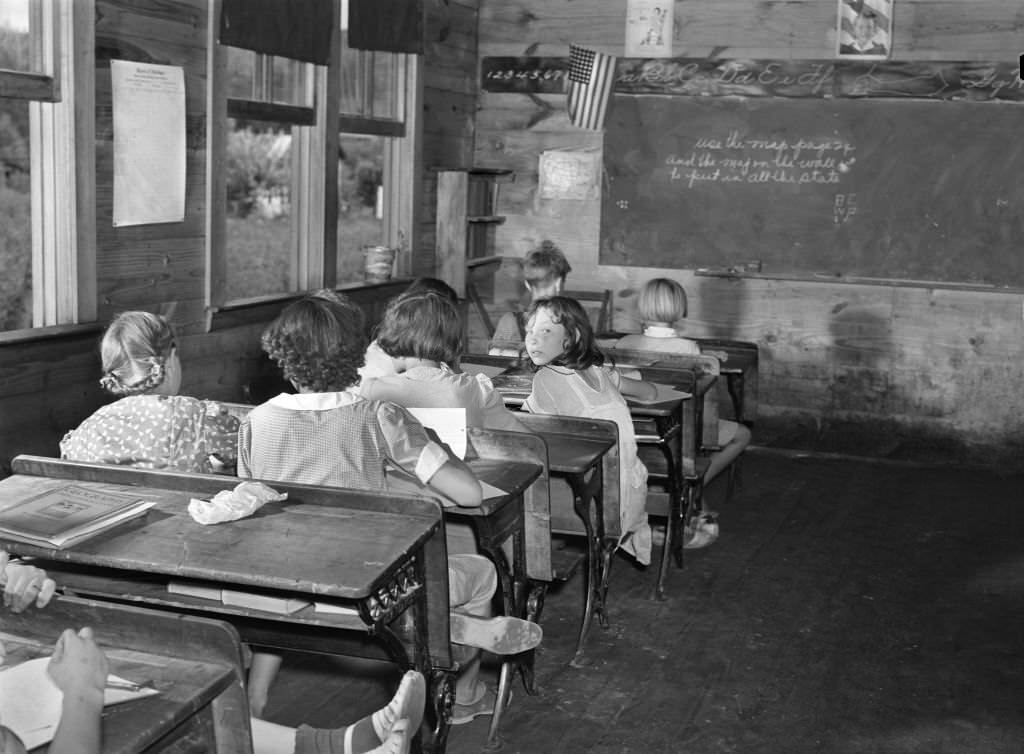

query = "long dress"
[524,364,652,566]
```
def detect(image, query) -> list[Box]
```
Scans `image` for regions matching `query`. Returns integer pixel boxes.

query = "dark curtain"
[220,0,333,65]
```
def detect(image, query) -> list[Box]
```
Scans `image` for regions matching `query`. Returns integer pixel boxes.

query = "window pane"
[371,54,399,120]
[0,0,34,73]
[225,47,256,99]
[225,48,309,107]
[225,119,298,300]
[338,44,365,116]
[270,56,307,107]
[0,96,32,330]
[336,133,385,284]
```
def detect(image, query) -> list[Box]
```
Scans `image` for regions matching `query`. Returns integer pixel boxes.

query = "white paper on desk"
[460,362,506,379]
[481,481,507,499]
[408,407,467,459]
[0,657,158,750]
[629,382,692,405]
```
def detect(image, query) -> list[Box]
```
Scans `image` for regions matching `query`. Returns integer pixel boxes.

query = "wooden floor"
[266,448,1024,753]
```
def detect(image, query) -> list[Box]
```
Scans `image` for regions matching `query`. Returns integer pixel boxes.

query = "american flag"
[567,44,617,131]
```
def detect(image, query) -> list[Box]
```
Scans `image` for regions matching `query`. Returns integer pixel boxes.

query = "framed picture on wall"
[837,0,893,59]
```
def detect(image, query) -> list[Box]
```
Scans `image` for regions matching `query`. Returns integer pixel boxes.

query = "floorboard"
[265,449,1024,752]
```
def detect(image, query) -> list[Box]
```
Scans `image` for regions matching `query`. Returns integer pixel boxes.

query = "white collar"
[642,324,678,339]
[268,388,361,410]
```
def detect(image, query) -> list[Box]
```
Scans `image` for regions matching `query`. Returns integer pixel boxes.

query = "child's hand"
[47,627,108,699]
[1,553,57,612]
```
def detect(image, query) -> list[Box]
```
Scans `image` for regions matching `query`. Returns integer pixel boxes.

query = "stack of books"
[0,484,155,549]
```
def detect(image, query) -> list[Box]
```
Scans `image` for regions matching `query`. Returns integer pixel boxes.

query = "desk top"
[2,637,237,754]
[1,595,250,754]
[0,473,438,601]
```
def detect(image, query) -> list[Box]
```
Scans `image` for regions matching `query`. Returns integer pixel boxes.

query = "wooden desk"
[1,595,251,753]
[383,431,546,750]
[693,338,759,426]
[0,455,456,754]
[474,361,716,601]
[511,414,618,665]
[628,366,717,600]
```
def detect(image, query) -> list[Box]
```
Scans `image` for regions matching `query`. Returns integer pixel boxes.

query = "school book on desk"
[0,484,156,548]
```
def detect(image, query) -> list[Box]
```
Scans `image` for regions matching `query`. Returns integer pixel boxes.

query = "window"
[220,48,314,301]
[336,9,415,284]
[0,0,94,335]
[208,0,419,307]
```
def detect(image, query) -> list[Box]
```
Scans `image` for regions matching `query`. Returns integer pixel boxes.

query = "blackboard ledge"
[693,269,1023,293]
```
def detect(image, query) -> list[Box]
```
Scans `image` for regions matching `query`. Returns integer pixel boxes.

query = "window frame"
[0,0,96,341]
[205,0,421,314]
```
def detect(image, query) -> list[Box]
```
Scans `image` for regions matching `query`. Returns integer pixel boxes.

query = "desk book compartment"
[0,484,155,548]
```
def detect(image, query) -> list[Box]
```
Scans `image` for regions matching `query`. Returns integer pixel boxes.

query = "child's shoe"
[683,512,719,549]
[451,682,502,726]
[449,614,543,655]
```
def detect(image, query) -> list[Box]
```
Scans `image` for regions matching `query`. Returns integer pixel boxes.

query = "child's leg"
[253,670,424,754]
[704,422,751,485]
[447,554,496,705]
[248,650,284,719]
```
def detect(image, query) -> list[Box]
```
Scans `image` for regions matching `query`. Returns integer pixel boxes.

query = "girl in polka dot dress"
[60,311,238,473]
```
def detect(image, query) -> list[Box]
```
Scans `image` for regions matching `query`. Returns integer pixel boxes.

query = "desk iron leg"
[426,669,455,754]
[568,469,602,665]
[485,661,515,751]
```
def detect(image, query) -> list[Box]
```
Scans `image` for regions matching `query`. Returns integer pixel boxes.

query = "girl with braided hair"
[60,311,238,473]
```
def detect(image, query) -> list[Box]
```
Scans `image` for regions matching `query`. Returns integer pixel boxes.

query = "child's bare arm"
[618,374,658,402]
[47,627,107,754]
[426,459,483,507]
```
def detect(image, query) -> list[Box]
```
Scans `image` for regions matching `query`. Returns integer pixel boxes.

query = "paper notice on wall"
[538,148,602,201]
[625,0,674,58]
[111,60,186,227]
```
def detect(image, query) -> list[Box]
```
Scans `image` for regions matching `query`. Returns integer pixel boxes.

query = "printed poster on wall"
[538,148,602,201]
[111,60,186,227]
[625,0,674,58]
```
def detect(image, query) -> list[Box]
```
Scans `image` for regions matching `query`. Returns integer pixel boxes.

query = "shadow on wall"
[692,276,751,339]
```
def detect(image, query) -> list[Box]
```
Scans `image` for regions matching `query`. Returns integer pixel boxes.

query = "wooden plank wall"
[419,0,480,278]
[473,0,1024,459]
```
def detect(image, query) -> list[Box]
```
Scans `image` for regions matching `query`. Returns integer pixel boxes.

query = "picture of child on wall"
[837,0,892,59]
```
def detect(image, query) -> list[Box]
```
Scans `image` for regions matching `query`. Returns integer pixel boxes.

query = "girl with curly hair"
[239,290,541,724]
[60,311,238,473]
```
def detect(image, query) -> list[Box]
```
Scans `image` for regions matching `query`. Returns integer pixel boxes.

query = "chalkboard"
[599,95,1024,286]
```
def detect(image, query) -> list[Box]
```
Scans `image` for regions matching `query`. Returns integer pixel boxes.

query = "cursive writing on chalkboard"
[665,131,856,188]
[482,57,1024,102]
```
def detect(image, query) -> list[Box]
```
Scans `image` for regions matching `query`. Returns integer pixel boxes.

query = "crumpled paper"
[188,481,287,525]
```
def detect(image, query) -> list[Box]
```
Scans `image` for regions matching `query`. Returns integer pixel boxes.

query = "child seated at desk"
[0,553,423,754]
[489,240,571,357]
[239,290,542,726]
[361,289,527,434]
[359,277,461,382]
[520,296,654,567]
[617,278,752,547]
[60,311,238,474]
